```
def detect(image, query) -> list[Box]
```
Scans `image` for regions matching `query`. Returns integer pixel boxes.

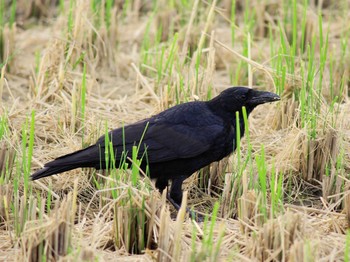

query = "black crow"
[31,87,280,209]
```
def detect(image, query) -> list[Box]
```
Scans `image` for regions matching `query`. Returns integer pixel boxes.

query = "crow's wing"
[141,120,223,162]
[96,102,225,163]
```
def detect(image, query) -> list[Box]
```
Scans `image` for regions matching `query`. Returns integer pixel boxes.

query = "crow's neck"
[207,101,255,144]
[206,99,253,125]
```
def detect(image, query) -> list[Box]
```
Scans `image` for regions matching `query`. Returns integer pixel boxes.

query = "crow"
[31,87,280,210]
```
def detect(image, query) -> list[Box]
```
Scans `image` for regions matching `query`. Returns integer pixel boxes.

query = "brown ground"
[1,0,350,261]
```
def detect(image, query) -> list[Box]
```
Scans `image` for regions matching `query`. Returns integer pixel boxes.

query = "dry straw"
[0,0,349,261]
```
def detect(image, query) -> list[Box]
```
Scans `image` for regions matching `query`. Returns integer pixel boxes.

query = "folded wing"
[97,103,224,163]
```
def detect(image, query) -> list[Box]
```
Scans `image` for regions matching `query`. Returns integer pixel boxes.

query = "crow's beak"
[250,90,280,105]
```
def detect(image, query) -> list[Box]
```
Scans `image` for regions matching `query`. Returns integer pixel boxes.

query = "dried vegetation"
[0,0,350,261]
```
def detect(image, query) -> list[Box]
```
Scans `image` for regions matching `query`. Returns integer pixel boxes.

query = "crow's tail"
[31,145,101,180]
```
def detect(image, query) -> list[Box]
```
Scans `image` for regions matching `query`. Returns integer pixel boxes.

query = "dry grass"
[1,0,350,261]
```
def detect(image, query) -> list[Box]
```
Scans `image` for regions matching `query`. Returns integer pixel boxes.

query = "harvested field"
[0,0,350,261]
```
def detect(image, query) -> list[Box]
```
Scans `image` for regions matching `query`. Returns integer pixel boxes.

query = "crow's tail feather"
[31,165,82,180]
[31,145,101,180]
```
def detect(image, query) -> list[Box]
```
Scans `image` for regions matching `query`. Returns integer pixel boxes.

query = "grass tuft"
[0,0,349,260]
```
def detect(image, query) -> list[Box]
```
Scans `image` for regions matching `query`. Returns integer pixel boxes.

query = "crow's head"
[214,87,280,114]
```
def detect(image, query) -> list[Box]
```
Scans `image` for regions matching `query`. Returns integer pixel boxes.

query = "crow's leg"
[155,177,183,211]
[167,176,199,221]
[155,177,168,193]
[169,176,186,209]
[156,176,189,216]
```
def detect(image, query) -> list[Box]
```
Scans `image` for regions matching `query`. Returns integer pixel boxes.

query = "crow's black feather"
[31,87,280,209]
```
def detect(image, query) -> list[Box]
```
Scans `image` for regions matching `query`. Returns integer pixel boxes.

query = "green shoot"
[81,62,87,146]
[345,230,350,262]
[255,144,267,220]
[230,0,236,47]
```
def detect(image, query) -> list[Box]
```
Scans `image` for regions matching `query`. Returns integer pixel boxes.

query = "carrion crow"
[31,87,280,210]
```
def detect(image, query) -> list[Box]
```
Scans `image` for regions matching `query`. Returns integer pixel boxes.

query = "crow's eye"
[241,94,247,100]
